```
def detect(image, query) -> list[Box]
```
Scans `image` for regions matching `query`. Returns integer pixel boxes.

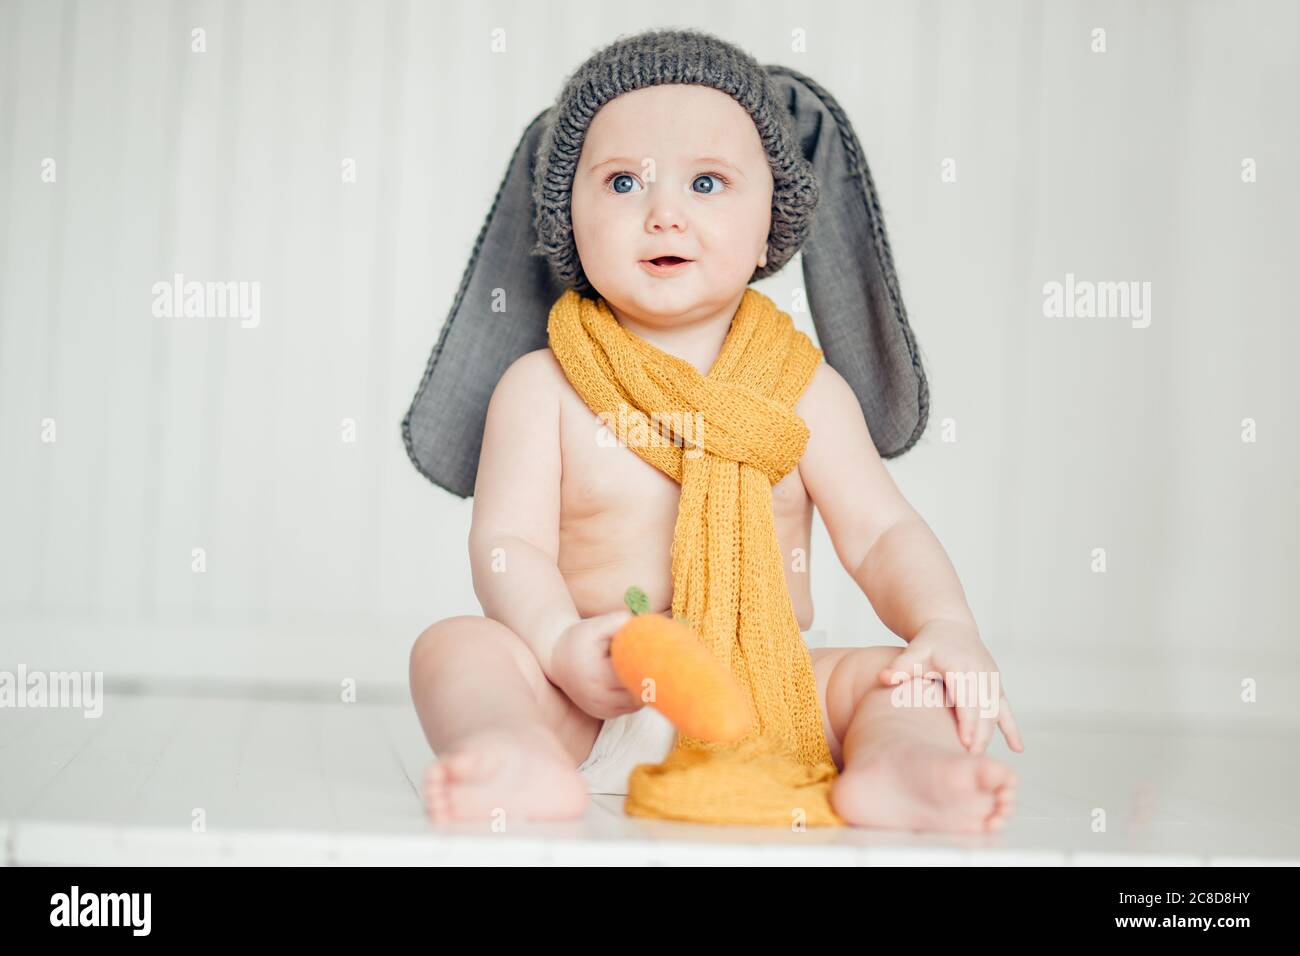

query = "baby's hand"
[877,620,1025,756]
[550,609,647,721]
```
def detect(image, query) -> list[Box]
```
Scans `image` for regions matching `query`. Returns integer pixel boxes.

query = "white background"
[1,0,1296,730]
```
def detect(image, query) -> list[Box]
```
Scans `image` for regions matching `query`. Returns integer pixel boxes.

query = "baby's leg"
[810,646,1018,833]
[409,615,601,823]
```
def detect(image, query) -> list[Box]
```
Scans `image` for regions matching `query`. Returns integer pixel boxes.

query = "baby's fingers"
[967,709,990,755]
[931,659,979,750]
[969,677,1005,754]
[997,695,1025,752]
[879,649,930,687]
[950,680,981,751]
[601,692,642,718]
[607,682,641,704]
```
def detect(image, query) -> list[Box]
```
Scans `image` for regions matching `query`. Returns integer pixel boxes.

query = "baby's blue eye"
[610,173,641,194]
[692,174,726,194]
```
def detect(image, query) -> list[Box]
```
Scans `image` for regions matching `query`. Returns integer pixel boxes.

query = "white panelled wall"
[1,0,1296,730]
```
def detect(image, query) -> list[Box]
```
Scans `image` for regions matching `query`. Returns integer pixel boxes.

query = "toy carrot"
[610,585,754,743]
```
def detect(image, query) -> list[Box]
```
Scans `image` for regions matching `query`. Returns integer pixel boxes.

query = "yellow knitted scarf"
[547,287,846,828]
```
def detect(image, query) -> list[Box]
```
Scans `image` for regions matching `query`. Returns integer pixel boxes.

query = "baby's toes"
[423,763,452,819]
[987,795,1016,827]
[959,800,999,833]
[985,784,1018,830]
[975,757,1015,793]
[443,749,490,779]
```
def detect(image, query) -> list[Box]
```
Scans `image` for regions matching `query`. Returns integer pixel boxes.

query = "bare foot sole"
[831,736,1017,833]
[423,726,589,823]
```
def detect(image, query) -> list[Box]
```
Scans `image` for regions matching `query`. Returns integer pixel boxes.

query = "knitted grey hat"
[403,27,928,499]
[531,29,819,297]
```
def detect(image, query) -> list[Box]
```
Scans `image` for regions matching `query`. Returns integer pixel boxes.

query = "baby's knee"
[409,615,534,676]
[828,645,919,702]
[411,615,485,671]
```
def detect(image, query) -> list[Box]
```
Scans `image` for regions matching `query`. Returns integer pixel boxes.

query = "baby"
[410,34,1023,832]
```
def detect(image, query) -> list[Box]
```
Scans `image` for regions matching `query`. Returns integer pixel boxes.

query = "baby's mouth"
[648,256,689,266]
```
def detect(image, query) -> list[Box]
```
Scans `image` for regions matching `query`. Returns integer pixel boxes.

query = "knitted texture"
[547,288,846,827]
[531,27,819,298]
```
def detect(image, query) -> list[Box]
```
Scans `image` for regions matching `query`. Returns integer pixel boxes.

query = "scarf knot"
[641,365,810,485]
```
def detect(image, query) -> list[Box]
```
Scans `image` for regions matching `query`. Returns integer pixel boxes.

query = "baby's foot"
[423,726,589,823]
[831,736,1017,833]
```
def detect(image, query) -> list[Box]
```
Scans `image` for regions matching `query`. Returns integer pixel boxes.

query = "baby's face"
[571,84,774,320]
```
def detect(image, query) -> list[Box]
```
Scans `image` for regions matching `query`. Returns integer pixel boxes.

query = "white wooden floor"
[2,687,1297,866]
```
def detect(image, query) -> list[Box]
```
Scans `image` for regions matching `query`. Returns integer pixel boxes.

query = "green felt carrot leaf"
[624,585,650,616]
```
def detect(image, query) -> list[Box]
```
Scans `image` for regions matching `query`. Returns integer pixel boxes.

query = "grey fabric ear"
[402,69,927,500]
[401,107,565,499]
[767,65,929,460]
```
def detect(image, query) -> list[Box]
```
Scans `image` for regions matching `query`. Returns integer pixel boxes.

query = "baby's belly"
[558,505,680,619]
[556,449,815,626]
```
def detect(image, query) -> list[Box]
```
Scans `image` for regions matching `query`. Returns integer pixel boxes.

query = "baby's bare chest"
[556,389,811,527]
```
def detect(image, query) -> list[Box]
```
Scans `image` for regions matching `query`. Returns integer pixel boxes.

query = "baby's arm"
[796,362,1024,754]
[795,362,975,636]
[467,349,580,678]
